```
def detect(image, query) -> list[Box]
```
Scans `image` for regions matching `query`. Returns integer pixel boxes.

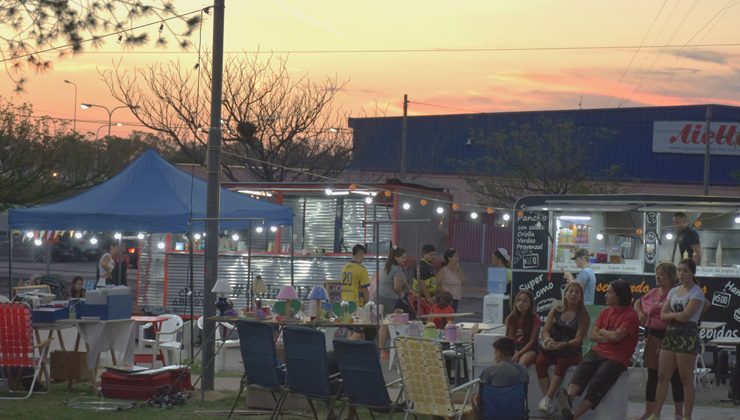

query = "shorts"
[662,322,700,354]
[570,350,625,408]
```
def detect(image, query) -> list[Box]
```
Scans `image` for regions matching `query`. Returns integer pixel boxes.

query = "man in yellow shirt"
[341,244,370,340]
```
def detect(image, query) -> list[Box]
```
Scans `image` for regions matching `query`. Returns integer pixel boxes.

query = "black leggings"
[646,367,684,402]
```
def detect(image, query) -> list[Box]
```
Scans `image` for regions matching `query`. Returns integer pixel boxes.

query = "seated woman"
[70,276,86,298]
[505,290,541,367]
[535,282,589,414]
[564,279,640,420]
[430,291,455,329]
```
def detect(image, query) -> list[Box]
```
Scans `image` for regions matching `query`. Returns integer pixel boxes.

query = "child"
[505,289,541,366]
[430,291,455,329]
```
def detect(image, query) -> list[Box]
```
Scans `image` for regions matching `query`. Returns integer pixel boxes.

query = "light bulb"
[502,213,511,221]
[596,233,604,241]
[270,226,278,233]
[436,206,444,214]
[402,202,411,210]
[90,237,98,245]
[25,231,34,239]
[256,226,264,233]
[114,232,122,240]
[231,233,240,241]
[470,212,479,220]
[665,233,674,240]
[34,238,43,246]
[364,197,373,204]
[194,233,202,240]
[137,233,145,240]
[324,187,332,195]
[735,216,740,224]
[157,241,165,249]
[74,232,83,239]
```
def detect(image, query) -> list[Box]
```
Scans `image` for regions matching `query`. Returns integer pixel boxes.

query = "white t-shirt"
[666,284,704,324]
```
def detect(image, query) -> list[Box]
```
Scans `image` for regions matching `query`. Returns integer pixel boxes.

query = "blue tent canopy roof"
[8,150,293,232]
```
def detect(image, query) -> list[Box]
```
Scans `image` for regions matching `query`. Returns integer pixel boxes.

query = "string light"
[665,233,674,240]
[194,233,202,240]
[74,232,83,239]
[270,226,278,232]
[90,237,98,245]
[137,233,145,240]
[34,238,43,246]
[231,233,240,241]
[25,231,34,238]
[256,226,264,233]
[402,202,411,210]
[436,206,445,214]
[502,213,511,221]
[420,199,428,206]
[364,197,373,204]
[470,212,479,220]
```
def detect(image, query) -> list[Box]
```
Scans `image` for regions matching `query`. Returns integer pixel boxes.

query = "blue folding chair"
[228,320,286,419]
[333,339,404,419]
[478,382,529,420]
[282,326,342,420]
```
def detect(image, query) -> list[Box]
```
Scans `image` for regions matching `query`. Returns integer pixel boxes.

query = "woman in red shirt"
[505,289,541,367]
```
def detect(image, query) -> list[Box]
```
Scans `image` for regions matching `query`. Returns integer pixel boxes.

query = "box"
[32,307,69,323]
[50,351,91,381]
[77,293,131,320]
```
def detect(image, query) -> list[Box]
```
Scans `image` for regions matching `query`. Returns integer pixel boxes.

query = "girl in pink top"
[635,262,683,420]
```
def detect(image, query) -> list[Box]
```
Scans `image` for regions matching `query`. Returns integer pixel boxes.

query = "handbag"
[643,334,662,370]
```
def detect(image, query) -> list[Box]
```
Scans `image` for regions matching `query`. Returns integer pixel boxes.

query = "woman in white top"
[649,258,704,420]
[437,248,465,312]
[97,242,116,287]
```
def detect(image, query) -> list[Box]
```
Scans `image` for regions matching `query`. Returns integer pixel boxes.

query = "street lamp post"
[63,80,78,132]
[95,123,123,141]
[80,103,139,138]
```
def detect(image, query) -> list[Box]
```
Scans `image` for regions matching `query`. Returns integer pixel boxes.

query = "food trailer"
[136,180,452,315]
[511,194,740,340]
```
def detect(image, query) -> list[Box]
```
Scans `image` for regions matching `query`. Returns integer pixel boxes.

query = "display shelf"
[557,242,590,247]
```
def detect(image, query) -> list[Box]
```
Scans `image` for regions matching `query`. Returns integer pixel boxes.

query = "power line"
[408,101,481,114]
[5,42,740,58]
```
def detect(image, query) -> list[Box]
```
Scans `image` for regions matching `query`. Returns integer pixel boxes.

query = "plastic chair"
[0,303,52,399]
[478,382,528,420]
[281,325,342,420]
[394,336,480,420]
[138,314,183,366]
[387,323,409,372]
[196,317,240,372]
[695,342,713,389]
[228,320,286,420]
[333,339,404,419]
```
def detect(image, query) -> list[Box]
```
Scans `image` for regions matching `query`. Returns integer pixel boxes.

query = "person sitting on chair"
[475,337,529,415]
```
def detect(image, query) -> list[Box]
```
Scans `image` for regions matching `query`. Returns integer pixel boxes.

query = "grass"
[1,382,254,420]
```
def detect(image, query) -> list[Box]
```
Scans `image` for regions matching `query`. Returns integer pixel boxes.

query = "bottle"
[445,321,459,342]
[68,301,76,320]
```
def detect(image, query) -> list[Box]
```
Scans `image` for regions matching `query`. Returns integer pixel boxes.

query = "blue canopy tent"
[8,149,293,231]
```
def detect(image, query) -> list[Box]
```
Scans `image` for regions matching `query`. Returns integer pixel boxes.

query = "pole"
[188,230,194,361]
[107,110,113,138]
[702,105,712,195]
[400,94,408,178]
[64,80,78,132]
[247,222,252,311]
[202,0,226,392]
[8,230,12,297]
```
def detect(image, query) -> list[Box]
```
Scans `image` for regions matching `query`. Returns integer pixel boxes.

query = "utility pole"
[400,94,408,178]
[702,105,712,195]
[202,0,225,393]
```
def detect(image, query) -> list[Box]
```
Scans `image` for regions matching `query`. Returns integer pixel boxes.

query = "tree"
[0,1,201,91]
[458,118,620,209]
[0,98,170,209]
[101,52,353,182]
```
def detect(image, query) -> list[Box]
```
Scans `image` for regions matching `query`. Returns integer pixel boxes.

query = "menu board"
[513,210,550,271]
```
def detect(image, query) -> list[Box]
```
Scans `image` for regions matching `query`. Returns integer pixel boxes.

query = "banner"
[653,121,740,155]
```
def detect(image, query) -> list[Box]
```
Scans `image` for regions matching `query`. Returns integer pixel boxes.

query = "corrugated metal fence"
[451,213,512,263]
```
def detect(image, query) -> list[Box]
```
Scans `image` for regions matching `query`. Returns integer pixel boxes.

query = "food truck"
[136,180,452,315]
[511,194,740,340]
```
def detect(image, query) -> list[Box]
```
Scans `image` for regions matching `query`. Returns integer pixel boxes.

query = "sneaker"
[538,396,552,413]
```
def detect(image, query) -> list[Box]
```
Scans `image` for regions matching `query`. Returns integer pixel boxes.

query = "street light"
[63,80,78,132]
[95,122,123,141]
[80,103,139,137]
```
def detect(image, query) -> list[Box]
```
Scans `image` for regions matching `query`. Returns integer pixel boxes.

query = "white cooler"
[472,331,505,378]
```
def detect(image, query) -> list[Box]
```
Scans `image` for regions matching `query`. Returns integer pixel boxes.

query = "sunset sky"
[2,0,740,136]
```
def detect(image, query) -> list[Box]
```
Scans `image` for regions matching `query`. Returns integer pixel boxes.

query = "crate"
[31,307,69,323]
[50,351,91,381]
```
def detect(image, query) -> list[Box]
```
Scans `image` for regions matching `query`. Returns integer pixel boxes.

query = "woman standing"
[378,247,410,358]
[635,263,683,420]
[437,248,465,312]
[536,282,590,414]
[649,259,704,420]
[97,242,116,287]
[492,248,512,294]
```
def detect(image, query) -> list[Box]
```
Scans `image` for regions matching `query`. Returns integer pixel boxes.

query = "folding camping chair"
[228,320,286,420]
[281,326,342,420]
[333,339,404,419]
[478,382,529,420]
[394,336,479,420]
[0,303,53,399]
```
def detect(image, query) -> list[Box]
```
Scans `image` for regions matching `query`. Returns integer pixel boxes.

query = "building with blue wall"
[349,104,740,187]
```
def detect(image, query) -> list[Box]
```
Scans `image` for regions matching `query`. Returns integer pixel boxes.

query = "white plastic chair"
[196,317,239,372]
[387,323,409,372]
[139,314,184,367]
[695,343,713,389]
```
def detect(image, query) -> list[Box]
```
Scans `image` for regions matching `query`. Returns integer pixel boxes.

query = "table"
[700,321,727,330]
[457,322,504,331]
[418,312,475,319]
[708,336,740,404]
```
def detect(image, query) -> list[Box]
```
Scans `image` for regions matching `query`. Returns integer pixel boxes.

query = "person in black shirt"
[672,212,701,265]
[417,244,437,303]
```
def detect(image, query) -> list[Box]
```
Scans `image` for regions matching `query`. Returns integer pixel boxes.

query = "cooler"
[101,366,192,400]
[472,332,506,378]
[482,293,506,324]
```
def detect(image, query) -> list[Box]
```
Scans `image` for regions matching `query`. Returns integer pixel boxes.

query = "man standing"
[673,212,701,265]
[564,248,596,305]
[341,244,370,340]
[416,244,437,303]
